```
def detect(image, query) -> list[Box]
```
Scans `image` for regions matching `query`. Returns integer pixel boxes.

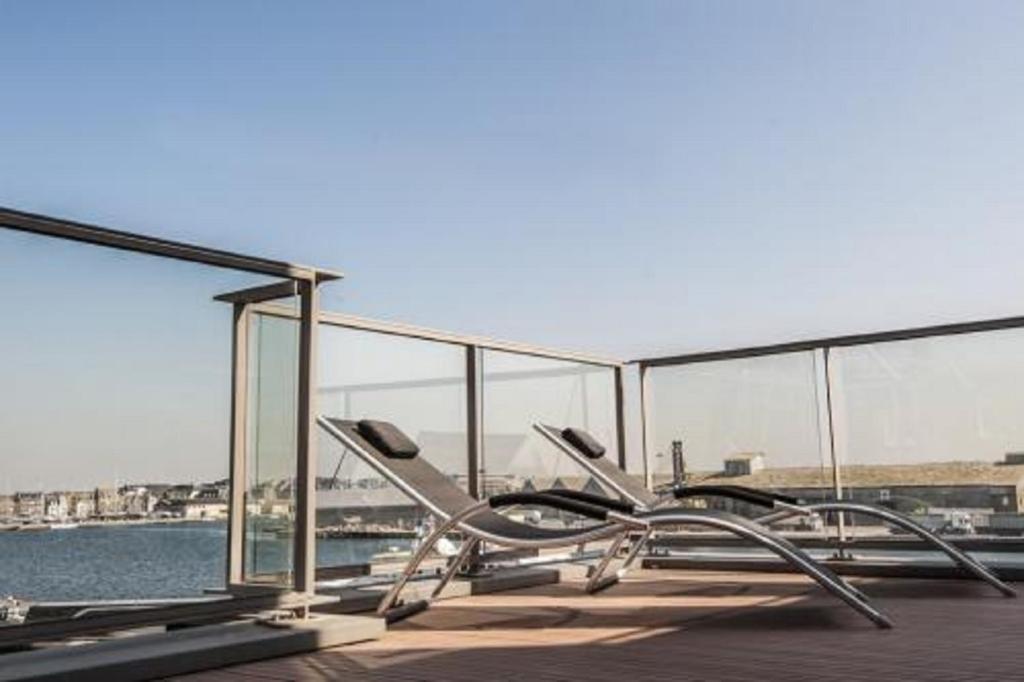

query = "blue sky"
[2,1,1024,358]
[4,2,1024,492]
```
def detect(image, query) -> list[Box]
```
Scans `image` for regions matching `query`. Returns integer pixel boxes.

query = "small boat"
[435,536,459,557]
[0,596,28,626]
[371,545,413,562]
[49,522,80,530]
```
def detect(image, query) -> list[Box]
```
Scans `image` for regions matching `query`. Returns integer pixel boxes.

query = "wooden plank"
[177,569,1024,682]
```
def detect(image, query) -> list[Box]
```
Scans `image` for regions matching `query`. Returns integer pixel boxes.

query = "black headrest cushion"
[357,420,420,459]
[561,427,606,459]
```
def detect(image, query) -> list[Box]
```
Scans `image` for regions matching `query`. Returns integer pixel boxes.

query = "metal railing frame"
[6,205,1024,643]
[633,317,1024,546]
[0,207,337,644]
[251,301,628,475]
[0,207,628,644]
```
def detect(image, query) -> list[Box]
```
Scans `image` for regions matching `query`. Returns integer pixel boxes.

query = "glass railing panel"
[830,330,1024,545]
[645,351,833,523]
[621,364,646,479]
[315,326,467,574]
[481,351,618,528]
[242,311,299,586]
[0,226,278,628]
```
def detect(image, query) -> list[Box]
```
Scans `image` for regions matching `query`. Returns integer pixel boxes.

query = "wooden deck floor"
[173,570,1023,681]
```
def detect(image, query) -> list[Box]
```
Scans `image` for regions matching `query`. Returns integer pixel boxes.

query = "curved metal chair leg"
[619,527,654,574]
[431,538,480,600]
[646,511,893,629]
[586,532,628,593]
[812,503,1016,597]
[587,528,654,593]
[760,503,1016,598]
[377,502,488,618]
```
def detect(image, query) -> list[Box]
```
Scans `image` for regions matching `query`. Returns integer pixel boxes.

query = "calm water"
[0,522,410,602]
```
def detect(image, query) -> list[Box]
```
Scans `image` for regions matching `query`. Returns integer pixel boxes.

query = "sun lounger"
[318,416,893,628]
[534,423,1016,599]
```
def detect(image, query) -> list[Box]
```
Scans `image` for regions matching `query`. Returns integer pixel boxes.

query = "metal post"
[614,366,627,470]
[293,280,320,595]
[226,303,249,586]
[822,347,848,550]
[465,346,485,572]
[466,346,482,500]
[639,365,653,489]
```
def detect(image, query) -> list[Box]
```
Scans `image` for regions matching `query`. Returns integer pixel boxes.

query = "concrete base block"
[0,615,384,682]
[470,567,560,595]
[642,555,1024,581]
[316,566,561,614]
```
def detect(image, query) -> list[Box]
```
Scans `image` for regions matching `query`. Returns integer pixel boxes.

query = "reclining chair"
[318,416,893,628]
[534,423,1016,599]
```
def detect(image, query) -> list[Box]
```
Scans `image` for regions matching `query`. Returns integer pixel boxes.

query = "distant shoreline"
[0,517,223,533]
[0,519,419,540]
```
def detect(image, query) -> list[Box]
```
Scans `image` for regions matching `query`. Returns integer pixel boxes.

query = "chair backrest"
[533,423,659,508]
[318,417,477,521]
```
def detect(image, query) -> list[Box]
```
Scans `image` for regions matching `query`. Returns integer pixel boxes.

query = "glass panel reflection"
[831,330,1024,539]
[481,351,618,528]
[0,227,270,624]
[243,313,298,585]
[646,352,833,521]
[315,326,467,572]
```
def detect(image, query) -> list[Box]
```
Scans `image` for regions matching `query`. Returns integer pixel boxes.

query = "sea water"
[0,522,410,602]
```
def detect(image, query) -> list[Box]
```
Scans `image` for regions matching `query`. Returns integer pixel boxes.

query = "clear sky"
[2,2,1024,491]
[2,1,1023,358]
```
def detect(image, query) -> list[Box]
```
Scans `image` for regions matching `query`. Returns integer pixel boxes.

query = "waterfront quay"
[0,481,231,530]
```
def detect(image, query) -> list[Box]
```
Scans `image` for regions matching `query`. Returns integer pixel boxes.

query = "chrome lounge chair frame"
[318,417,893,628]
[534,423,1016,599]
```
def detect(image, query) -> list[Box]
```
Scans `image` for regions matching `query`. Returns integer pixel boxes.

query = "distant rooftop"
[695,461,1024,489]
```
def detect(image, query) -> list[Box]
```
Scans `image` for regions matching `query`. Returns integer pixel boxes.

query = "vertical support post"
[822,346,848,548]
[614,366,627,470]
[466,345,482,500]
[639,365,653,489]
[465,345,485,572]
[294,279,320,595]
[226,303,249,586]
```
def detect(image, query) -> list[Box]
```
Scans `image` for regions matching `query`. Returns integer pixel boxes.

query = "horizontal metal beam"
[634,314,1024,368]
[320,363,611,395]
[214,280,298,305]
[650,533,1024,553]
[251,303,623,368]
[0,206,342,283]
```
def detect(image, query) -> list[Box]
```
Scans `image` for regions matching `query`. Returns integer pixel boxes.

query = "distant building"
[162,484,198,502]
[181,499,228,520]
[44,494,69,519]
[93,487,122,516]
[209,479,230,499]
[120,486,158,516]
[667,453,1024,521]
[154,482,226,519]
[67,492,95,519]
[723,452,765,477]
[0,495,14,520]
[14,492,44,519]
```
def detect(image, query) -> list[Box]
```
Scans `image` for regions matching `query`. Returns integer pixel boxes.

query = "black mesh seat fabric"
[469,511,616,542]
[542,426,659,508]
[583,455,659,508]
[322,418,616,541]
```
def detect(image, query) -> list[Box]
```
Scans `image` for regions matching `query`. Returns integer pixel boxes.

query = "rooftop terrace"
[4,207,1024,680]
[174,568,1024,682]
